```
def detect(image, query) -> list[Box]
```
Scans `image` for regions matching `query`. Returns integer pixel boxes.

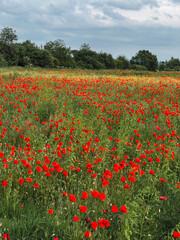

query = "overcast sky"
[0,0,180,61]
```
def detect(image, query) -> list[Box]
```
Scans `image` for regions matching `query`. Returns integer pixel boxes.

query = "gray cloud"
[0,0,180,61]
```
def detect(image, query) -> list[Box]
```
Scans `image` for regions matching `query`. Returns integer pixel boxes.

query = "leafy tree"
[158,61,167,71]
[21,40,40,66]
[115,56,130,69]
[0,27,18,45]
[72,44,116,70]
[98,52,116,69]
[166,57,180,71]
[0,27,19,66]
[0,54,8,67]
[72,46,101,69]
[132,64,148,71]
[80,43,91,51]
[37,49,53,68]
[130,50,158,71]
[158,58,180,71]
[19,40,53,68]
[44,40,75,68]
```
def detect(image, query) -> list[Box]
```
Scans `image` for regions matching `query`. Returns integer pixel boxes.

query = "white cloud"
[113,0,180,27]
[1,0,179,29]
[0,0,180,61]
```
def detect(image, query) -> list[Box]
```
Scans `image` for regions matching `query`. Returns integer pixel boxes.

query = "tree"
[44,39,75,68]
[115,56,130,70]
[0,27,18,45]
[21,40,40,66]
[0,54,8,67]
[20,40,54,68]
[0,27,18,66]
[158,61,167,71]
[98,52,116,69]
[72,46,103,69]
[130,50,158,71]
[72,44,116,69]
[166,57,180,71]
[38,49,53,68]
[80,43,91,51]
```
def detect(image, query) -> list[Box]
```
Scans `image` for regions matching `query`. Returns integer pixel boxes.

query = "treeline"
[0,27,180,71]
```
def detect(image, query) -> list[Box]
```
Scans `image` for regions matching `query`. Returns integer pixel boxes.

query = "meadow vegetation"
[0,68,180,239]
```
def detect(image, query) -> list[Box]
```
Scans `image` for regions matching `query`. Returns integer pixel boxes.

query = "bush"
[132,64,148,71]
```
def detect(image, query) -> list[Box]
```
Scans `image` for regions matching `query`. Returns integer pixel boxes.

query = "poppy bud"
[85,217,90,223]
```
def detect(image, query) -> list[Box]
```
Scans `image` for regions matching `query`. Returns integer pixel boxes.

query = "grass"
[0,67,179,239]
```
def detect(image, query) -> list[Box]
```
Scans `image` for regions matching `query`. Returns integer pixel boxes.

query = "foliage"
[0,27,19,66]
[131,50,158,71]
[0,27,18,45]
[20,40,53,68]
[44,40,75,68]
[115,55,131,70]
[0,54,8,67]
[160,57,180,71]
[132,64,148,71]
[72,44,116,70]
[0,27,180,72]
[72,45,102,69]
[97,52,116,69]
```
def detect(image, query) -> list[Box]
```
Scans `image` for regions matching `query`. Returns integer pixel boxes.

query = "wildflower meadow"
[0,68,179,240]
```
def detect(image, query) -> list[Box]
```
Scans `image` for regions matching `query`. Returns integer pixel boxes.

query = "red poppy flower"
[121,176,126,182]
[49,209,53,214]
[36,166,41,172]
[26,178,32,182]
[2,180,8,187]
[63,191,69,196]
[0,152,4,158]
[72,216,79,222]
[32,183,39,188]
[90,190,100,198]
[102,180,109,187]
[2,233,10,239]
[139,170,145,175]
[124,184,130,189]
[84,231,92,238]
[91,221,98,230]
[79,206,87,213]
[98,218,110,228]
[99,193,106,201]
[92,173,97,178]
[69,194,76,202]
[159,178,166,182]
[173,231,180,238]
[19,178,24,185]
[81,191,88,200]
[63,171,68,177]
[159,196,167,200]
[120,205,127,214]
[149,170,155,175]
[128,176,136,183]
[111,205,119,213]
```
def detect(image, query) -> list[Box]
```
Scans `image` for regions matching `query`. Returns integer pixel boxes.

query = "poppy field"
[0,68,180,240]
